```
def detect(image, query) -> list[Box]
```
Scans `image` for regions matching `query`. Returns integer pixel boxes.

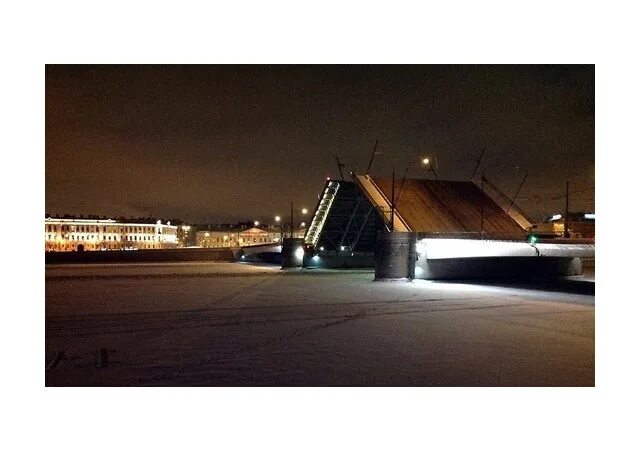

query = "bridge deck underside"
[371,178,526,239]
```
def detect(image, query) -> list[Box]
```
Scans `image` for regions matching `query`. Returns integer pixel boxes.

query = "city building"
[196,223,306,248]
[177,225,196,247]
[45,217,178,252]
[527,212,595,239]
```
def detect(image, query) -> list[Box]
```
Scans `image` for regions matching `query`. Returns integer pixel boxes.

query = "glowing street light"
[301,208,308,215]
[254,220,259,226]
[390,155,435,231]
[275,215,282,244]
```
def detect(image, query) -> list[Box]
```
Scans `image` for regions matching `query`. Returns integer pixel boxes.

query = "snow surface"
[46,262,594,386]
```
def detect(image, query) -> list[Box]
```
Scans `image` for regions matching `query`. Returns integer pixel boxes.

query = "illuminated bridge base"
[374,233,594,280]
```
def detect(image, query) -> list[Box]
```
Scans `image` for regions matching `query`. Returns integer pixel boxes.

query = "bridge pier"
[374,233,590,280]
[374,231,417,280]
[281,238,304,269]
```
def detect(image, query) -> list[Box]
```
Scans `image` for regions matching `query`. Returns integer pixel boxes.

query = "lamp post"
[287,204,309,239]
[275,215,282,244]
[299,207,308,238]
[422,156,439,181]
[390,157,431,231]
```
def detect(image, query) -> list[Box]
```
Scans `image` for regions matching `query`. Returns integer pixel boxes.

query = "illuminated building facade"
[196,227,280,248]
[177,225,196,247]
[196,226,306,248]
[45,217,178,252]
[527,212,595,239]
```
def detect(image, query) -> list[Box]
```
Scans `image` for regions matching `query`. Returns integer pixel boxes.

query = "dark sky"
[46,65,594,223]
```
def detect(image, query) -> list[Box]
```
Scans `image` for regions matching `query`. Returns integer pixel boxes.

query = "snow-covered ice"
[46,262,594,386]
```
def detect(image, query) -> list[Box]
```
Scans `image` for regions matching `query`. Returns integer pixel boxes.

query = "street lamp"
[390,156,432,231]
[288,204,309,239]
[422,156,439,180]
[254,220,259,227]
[297,207,309,238]
[275,215,282,243]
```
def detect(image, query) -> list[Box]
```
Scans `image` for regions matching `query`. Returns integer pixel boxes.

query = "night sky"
[46,65,594,224]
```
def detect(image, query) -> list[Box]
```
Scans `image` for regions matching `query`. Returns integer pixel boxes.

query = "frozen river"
[45,262,594,386]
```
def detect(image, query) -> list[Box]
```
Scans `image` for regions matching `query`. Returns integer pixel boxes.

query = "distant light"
[312,255,320,261]
[241,254,245,259]
[422,157,430,165]
[528,235,538,244]
[340,246,345,251]
[295,247,304,259]
[319,246,324,251]
[301,208,308,214]
[550,214,562,221]
[300,222,306,227]
[254,220,259,226]
[585,213,595,220]
[275,216,281,222]
[326,177,330,181]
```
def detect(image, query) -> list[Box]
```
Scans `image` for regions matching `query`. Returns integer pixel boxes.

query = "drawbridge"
[303,174,593,278]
